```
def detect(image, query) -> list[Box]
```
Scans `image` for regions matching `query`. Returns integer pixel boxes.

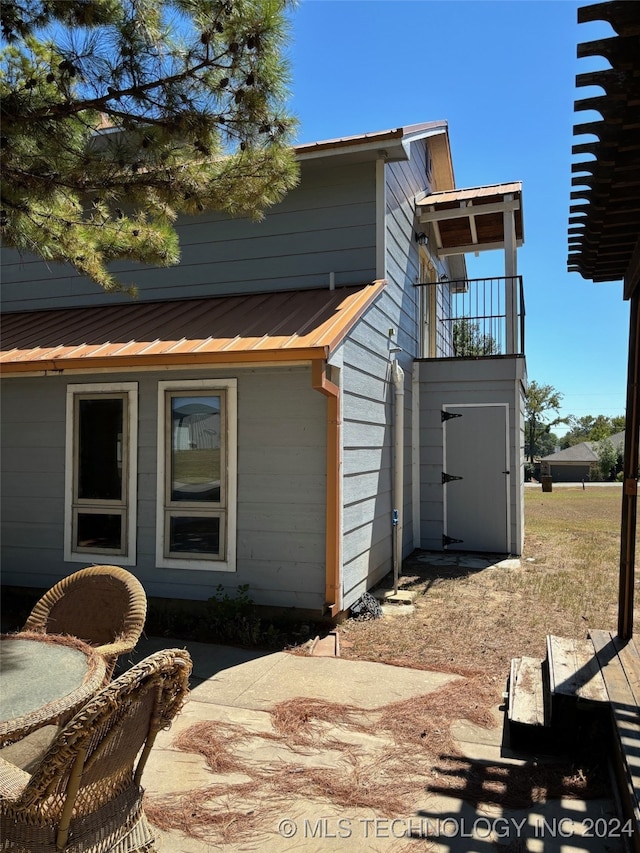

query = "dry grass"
[339,487,629,683]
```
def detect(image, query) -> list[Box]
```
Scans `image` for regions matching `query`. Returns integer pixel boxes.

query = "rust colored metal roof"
[0,282,385,374]
[416,182,524,255]
[417,182,522,207]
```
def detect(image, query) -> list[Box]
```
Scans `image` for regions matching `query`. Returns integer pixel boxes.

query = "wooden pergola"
[568,1,640,640]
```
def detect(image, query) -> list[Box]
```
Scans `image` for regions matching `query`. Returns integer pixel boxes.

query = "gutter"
[312,359,342,617]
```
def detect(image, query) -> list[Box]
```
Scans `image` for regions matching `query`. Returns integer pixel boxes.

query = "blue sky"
[285,1,627,436]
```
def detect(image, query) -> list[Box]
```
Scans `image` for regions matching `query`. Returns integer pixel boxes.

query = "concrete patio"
[126,637,626,853]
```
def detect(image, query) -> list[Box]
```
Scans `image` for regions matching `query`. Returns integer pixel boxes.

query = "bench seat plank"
[547,634,608,703]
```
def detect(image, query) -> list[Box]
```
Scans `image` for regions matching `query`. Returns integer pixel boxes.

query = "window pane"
[171,396,221,502]
[78,398,124,500]
[169,516,220,555]
[77,513,122,550]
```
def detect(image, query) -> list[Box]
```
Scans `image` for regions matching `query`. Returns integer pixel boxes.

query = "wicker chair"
[0,648,192,853]
[23,566,148,680]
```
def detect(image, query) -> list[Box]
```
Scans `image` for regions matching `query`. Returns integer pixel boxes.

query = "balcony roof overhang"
[416,182,524,257]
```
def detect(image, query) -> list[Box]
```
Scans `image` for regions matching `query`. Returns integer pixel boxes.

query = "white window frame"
[156,378,237,572]
[64,382,138,565]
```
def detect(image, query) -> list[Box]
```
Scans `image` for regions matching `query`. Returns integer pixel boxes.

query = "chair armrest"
[93,639,137,659]
[0,756,31,800]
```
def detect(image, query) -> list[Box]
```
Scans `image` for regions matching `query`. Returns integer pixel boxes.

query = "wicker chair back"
[23,566,147,679]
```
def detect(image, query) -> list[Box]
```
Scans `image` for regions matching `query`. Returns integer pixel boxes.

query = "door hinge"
[441,411,463,422]
[442,472,463,484]
[443,534,464,548]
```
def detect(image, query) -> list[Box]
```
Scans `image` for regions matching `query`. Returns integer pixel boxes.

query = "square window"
[77,512,123,551]
[168,515,221,555]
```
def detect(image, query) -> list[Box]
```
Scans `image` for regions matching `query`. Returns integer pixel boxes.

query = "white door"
[443,404,510,553]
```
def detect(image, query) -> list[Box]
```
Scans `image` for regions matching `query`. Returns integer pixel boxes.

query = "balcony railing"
[418,275,525,358]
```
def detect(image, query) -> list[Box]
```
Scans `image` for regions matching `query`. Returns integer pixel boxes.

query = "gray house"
[541,431,625,481]
[1,122,528,617]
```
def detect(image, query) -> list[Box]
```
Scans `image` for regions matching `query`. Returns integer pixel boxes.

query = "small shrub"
[201,584,262,646]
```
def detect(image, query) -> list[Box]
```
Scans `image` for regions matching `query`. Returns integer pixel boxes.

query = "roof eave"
[0,346,332,376]
[294,122,450,165]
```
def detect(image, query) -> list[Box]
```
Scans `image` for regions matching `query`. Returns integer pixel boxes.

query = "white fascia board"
[400,123,448,157]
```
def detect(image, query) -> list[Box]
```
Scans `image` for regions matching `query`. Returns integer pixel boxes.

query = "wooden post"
[618,289,640,640]
[503,196,518,354]
[312,360,342,616]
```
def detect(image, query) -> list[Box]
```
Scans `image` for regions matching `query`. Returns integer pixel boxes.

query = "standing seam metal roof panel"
[0,281,386,371]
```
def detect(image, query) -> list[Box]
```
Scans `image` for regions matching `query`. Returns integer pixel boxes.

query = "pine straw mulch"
[144,673,609,846]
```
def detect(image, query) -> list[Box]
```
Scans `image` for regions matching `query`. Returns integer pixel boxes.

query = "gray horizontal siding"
[340,145,433,610]
[1,365,330,611]
[1,160,378,311]
[340,298,409,609]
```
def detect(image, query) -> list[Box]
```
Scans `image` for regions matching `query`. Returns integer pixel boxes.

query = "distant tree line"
[558,414,625,448]
[524,380,625,467]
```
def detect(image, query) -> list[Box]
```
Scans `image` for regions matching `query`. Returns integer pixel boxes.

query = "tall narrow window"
[65,383,137,563]
[156,379,237,571]
[420,251,437,358]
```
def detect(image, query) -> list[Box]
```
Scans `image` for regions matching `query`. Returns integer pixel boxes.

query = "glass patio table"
[0,632,106,747]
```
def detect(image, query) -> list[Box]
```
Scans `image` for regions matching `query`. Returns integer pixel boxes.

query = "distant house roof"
[541,431,625,464]
[0,281,385,374]
[541,443,599,465]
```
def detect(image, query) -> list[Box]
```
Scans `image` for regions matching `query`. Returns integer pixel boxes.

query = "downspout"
[391,356,405,595]
[412,361,421,551]
[312,359,342,617]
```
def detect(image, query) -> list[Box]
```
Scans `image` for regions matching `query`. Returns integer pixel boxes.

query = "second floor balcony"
[417,275,525,359]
